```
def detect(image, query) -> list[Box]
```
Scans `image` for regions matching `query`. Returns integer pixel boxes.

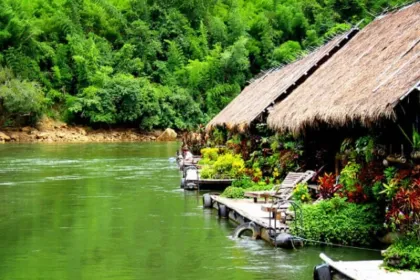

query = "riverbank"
[0,118,177,143]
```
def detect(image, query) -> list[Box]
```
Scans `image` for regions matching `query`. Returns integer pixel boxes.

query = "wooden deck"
[194,179,233,184]
[320,253,420,280]
[210,195,288,231]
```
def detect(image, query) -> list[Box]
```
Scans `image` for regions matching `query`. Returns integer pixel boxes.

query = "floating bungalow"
[200,4,420,278]
[189,31,359,191]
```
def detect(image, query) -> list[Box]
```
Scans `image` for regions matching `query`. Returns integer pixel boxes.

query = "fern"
[91,0,127,27]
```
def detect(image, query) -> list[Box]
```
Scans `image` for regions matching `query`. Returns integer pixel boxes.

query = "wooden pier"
[207,195,293,246]
[192,179,233,190]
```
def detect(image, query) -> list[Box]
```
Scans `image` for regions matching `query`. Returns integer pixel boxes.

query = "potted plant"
[411,128,420,159]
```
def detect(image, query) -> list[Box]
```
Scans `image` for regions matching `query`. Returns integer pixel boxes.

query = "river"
[0,143,381,280]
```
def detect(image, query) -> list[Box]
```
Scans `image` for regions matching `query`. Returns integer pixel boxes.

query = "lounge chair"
[244,170,315,203]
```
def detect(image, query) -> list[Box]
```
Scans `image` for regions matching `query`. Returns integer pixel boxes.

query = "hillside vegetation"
[0,0,406,129]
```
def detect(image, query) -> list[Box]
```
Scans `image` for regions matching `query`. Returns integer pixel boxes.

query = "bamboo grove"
[0,0,407,128]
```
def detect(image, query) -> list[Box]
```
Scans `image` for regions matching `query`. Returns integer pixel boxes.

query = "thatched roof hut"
[267,3,420,134]
[206,29,359,132]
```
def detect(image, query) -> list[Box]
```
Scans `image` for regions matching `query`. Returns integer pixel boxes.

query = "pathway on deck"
[210,195,288,230]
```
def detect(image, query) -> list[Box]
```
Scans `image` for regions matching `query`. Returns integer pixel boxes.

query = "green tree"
[0,67,45,126]
[0,0,409,130]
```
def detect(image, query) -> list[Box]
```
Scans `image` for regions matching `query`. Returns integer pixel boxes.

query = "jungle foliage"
[0,0,406,129]
[291,197,383,246]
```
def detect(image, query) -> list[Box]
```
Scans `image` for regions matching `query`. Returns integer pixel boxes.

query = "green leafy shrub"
[199,148,220,165]
[291,197,382,246]
[221,186,245,199]
[384,236,420,271]
[339,162,368,203]
[200,152,245,179]
[246,181,273,192]
[212,153,245,179]
[232,176,254,189]
[0,68,46,126]
[292,182,311,203]
[221,178,273,198]
[339,162,361,190]
[200,166,216,179]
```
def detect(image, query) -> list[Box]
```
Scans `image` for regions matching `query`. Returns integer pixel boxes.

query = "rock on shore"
[0,118,178,143]
[157,128,177,141]
[0,131,11,143]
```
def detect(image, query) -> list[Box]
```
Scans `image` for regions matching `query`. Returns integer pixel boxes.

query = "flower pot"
[411,150,420,159]
[386,154,407,164]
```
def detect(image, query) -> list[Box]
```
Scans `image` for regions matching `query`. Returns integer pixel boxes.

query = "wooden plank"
[191,179,234,184]
[211,195,288,230]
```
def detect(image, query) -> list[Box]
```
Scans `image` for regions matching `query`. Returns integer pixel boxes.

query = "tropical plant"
[398,124,420,150]
[318,173,341,199]
[200,151,245,179]
[386,186,420,234]
[292,182,311,203]
[384,167,398,183]
[380,180,399,200]
[339,162,361,191]
[355,136,375,162]
[212,153,245,178]
[211,128,226,146]
[199,147,220,164]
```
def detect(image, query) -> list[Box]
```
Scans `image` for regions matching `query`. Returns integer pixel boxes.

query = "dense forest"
[0,0,408,129]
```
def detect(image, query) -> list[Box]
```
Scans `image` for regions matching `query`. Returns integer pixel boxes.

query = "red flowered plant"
[393,188,420,214]
[318,173,342,199]
[345,184,368,203]
[385,181,420,233]
[358,161,384,186]
[412,178,420,188]
[396,169,411,180]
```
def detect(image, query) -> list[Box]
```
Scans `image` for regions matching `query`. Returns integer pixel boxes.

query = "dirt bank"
[0,118,176,143]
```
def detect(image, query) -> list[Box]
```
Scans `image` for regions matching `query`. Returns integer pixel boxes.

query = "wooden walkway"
[210,195,288,231]
[321,253,420,280]
[194,179,234,185]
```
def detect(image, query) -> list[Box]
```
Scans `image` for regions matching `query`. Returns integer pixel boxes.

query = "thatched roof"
[268,3,420,134]
[206,29,359,131]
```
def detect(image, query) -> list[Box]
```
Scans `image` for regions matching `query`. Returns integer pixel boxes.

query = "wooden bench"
[244,170,315,203]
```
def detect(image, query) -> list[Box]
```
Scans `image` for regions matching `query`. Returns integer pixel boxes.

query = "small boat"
[313,253,420,280]
[180,166,234,191]
[176,151,201,171]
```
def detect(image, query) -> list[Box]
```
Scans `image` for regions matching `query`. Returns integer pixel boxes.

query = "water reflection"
[0,143,381,280]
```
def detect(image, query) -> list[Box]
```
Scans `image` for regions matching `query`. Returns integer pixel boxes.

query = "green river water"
[0,143,381,280]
